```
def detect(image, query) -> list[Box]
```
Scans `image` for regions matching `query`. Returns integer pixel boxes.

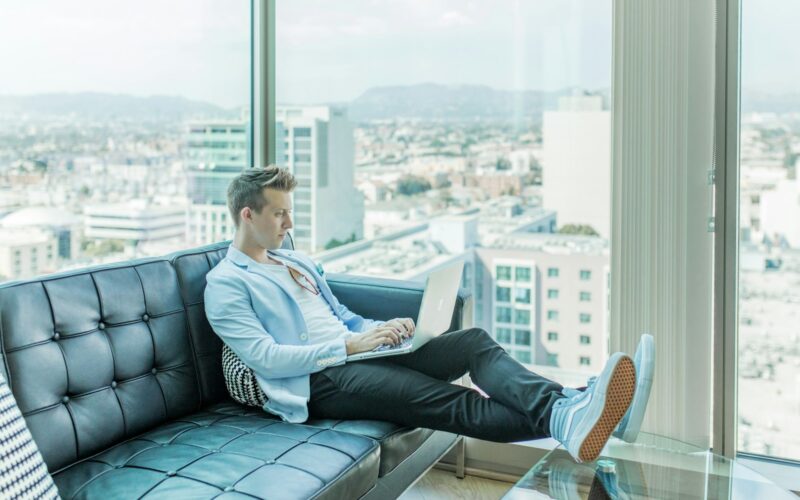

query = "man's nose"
[284,215,293,229]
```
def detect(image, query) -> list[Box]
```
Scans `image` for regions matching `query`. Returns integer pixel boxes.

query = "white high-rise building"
[277,106,364,253]
[542,94,611,238]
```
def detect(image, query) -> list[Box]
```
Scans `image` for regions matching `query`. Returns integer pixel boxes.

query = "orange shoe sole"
[578,355,636,462]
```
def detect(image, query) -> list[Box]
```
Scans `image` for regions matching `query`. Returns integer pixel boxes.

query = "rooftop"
[1,206,81,228]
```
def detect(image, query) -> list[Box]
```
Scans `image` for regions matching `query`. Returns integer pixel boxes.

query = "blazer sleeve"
[204,271,348,379]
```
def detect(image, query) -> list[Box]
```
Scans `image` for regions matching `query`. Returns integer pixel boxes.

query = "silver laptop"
[347,261,465,362]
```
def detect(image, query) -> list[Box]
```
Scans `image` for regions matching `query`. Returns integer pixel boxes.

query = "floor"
[398,467,515,500]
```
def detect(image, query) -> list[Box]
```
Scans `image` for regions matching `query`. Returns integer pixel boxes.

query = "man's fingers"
[373,327,400,345]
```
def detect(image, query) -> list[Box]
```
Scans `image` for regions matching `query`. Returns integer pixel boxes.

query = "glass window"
[547,353,559,367]
[515,287,531,304]
[496,286,511,302]
[496,327,512,344]
[579,291,591,301]
[1,1,251,283]
[514,309,530,325]
[580,335,591,345]
[738,0,800,461]
[579,313,591,324]
[293,127,312,137]
[579,356,591,366]
[580,270,592,280]
[496,307,512,323]
[276,1,613,387]
[547,331,559,341]
[547,310,559,321]
[515,267,531,282]
[547,289,559,299]
[514,350,532,364]
[515,329,531,346]
[496,265,512,281]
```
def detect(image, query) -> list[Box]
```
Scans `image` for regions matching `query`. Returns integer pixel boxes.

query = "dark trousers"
[308,327,565,442]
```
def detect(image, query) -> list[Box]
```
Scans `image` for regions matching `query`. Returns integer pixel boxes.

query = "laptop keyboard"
[373,338,413,352]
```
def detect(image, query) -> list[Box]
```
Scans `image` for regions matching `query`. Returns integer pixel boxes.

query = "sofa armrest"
[325,272,473,333]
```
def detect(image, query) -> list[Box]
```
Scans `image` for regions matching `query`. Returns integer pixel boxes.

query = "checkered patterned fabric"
[221,344,268,408]
[0,374,59,499]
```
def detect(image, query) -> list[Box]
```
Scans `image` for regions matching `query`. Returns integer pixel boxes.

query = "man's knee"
[464,327,493,345]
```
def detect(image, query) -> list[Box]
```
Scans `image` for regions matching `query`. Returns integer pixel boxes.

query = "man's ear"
[240,207,251,223]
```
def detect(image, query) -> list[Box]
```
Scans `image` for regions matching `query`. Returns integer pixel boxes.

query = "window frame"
[715,0,800,481]
[712,0,739,461]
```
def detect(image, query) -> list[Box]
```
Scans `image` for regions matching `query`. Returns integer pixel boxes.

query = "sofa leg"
[455,436,465,479]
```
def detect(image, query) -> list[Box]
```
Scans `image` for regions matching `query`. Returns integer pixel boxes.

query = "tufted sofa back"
[0,239,292,474]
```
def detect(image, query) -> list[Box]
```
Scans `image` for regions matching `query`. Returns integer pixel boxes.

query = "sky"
[0,0,797,109]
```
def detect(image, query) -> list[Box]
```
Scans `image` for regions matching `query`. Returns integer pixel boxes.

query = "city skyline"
[3,0,799,108]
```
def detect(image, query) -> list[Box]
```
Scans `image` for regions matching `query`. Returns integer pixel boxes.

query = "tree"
[558,224,599,236]
[396,175,432,196]
[324,232,357,250]
[496,157,511,171]
[81,238,126,257]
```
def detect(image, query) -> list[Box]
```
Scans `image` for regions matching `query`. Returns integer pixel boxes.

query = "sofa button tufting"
[53,332,60,341]
[142,313,150,321]
[62,396,69,404]
[98,322,105,330]
[151,368,157,375]
[224,486,234,492]
[166,470,176,477]
[111,381,117,388]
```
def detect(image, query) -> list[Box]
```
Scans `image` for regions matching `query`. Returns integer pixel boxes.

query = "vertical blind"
[610,0,717,447]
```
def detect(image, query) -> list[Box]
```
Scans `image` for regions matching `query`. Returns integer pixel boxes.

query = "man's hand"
[345,324,407,355]
[385,317,415,339]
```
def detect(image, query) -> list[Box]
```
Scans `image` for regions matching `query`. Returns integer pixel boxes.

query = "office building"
[277,106,364,253]
[84,201,185,243]
[186,120,249,245]
[0,228,58,281]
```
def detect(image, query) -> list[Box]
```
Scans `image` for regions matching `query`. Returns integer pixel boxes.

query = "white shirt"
[258,257,351,345]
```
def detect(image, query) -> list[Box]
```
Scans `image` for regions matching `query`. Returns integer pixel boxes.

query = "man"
[205,166,655,463]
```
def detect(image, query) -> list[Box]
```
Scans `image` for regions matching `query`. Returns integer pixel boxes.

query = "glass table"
[503,433,797,499]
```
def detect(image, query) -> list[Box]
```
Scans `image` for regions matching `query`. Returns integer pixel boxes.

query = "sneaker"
[563,334,656,444]
[590,459,629,500]
[614,334,655,442]
[549,352,636,463]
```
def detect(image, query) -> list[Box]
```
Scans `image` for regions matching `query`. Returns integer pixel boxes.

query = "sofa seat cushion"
[304,419,434,477]
[52,403,379,500]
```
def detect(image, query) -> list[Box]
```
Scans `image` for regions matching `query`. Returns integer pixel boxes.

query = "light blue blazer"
[204,244,385,423]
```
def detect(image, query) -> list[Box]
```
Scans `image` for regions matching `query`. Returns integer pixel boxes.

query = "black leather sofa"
[0,240,470,499]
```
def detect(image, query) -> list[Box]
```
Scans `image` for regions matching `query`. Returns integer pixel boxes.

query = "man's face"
[245,188,293,250]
